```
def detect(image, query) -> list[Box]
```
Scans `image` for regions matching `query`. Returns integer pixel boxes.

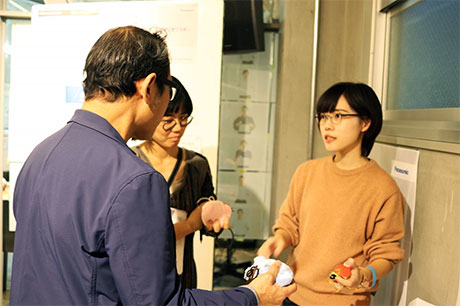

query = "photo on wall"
[219,101,269,171]
[221,64,271,102]
[220,34,276,103]
[220,101,269,137]
[218,135,268,171]
[217,171,270,240]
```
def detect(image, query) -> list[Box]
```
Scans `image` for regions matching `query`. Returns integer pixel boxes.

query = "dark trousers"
[283,298,298,306]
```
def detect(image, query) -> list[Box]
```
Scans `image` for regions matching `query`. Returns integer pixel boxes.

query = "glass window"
[6,0,42,12]
[3,19,31,170]
[373,0,460,148]
[387,0,459,110]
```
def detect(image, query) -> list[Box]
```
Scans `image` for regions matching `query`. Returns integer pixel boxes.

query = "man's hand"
[249,261,297,306]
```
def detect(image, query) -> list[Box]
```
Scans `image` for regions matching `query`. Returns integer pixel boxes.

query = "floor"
[2,291,9,306]
[212,239,261,290]
[2,253,11,306]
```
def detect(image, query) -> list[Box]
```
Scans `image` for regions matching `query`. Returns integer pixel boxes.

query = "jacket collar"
[68,109,127,146]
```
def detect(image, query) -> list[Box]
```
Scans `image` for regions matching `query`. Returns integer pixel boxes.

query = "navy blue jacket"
[10,110,257,305]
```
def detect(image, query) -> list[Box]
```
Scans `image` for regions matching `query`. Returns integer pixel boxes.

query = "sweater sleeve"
[272,164,305,247]
[363,190,405,264]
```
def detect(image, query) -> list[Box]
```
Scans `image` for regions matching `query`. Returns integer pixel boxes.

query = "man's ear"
[136,73,157,104]
[361,118,371,132]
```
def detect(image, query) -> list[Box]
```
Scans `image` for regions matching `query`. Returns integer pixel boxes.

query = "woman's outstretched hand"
[257,233,290,259]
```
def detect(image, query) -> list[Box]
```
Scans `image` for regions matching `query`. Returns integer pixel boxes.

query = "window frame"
[369,0,460,154]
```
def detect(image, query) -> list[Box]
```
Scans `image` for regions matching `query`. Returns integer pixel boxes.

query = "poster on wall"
[218,135,269,171]
[221,65,271,102]
[220,33,277,103]
[218,101,269,171]
[220,101,269,137]
[369,143,419,306]
[217,171,270,240]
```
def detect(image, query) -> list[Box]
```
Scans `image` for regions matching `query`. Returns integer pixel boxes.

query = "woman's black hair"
[316,82,383,157]
[164,76,193,116]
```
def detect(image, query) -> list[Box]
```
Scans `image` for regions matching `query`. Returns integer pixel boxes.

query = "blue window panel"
[387,0,459,110]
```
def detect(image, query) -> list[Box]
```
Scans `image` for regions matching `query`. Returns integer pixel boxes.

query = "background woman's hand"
[173,204,204,240]
[186,204,204,232]
[204,216,230,233]
[201,201,231,233]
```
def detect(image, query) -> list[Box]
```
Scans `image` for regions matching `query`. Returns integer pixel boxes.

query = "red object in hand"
[329,263,353,291]
[333,264,352,279]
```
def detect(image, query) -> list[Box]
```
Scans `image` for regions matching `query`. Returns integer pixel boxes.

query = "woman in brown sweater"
[258,82,405,305]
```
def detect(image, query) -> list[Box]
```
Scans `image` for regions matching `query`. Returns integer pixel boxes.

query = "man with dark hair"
[10,26,295,305]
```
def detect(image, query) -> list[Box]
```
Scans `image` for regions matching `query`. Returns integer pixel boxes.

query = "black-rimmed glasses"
[316,112,362,125]
[162,115,194,131]
[159,78,178,101]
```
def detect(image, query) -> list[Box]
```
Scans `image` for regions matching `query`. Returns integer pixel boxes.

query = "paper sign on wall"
[370,143,420,306]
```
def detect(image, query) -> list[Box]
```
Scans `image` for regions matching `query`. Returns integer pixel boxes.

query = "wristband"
[365,265,377,289]
[197,196,215,205]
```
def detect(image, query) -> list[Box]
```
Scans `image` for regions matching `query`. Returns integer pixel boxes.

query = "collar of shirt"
[68,109,127,146]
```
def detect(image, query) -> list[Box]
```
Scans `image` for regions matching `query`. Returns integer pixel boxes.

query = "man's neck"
[81,97,136,142]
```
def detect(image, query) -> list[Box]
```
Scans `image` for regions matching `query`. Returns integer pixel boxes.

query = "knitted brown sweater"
[273,156,405,305]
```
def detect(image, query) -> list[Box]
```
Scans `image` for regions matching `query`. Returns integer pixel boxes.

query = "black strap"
[167,148,183,187]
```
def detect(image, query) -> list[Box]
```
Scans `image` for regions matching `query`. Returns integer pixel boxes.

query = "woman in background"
[131,76,220,289]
